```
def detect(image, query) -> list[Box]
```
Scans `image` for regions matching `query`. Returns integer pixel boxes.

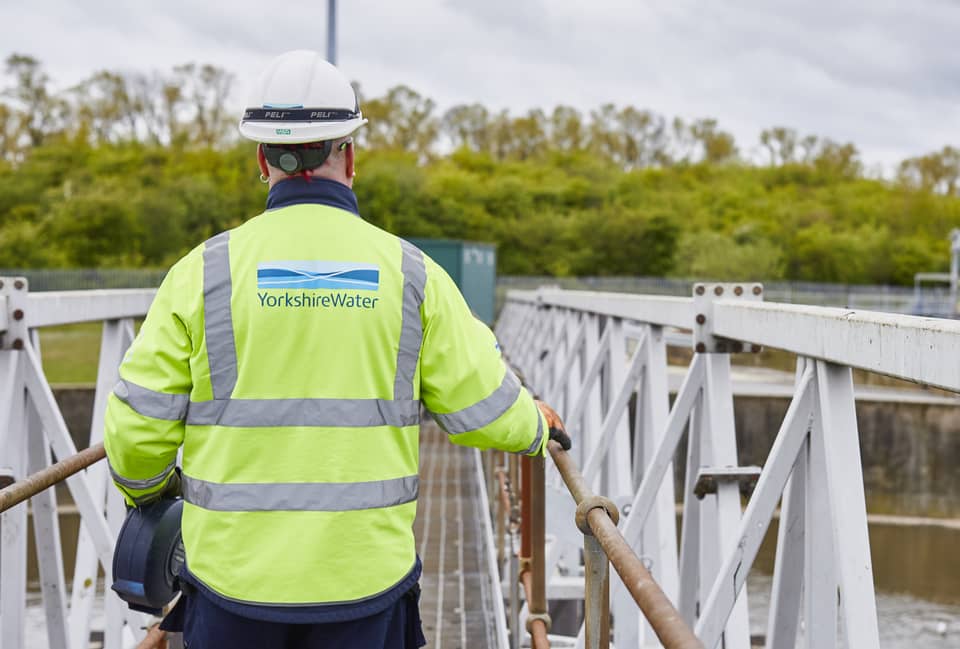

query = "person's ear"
[257,143,270,179]
[345,141,355,180]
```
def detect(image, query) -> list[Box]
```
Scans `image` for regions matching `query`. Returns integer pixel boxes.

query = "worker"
[103,50,570,649]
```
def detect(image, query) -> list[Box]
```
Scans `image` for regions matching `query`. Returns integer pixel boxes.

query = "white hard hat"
[239,50,367,144]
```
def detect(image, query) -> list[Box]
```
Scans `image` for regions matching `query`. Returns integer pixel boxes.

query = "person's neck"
[269,172,351,190]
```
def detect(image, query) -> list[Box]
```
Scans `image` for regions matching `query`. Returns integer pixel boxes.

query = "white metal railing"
[0,277,155,649]
[494,284,960,649]
[498,275,959,318]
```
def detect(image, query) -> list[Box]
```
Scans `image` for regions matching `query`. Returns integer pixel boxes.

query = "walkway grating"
[414,421,500,649]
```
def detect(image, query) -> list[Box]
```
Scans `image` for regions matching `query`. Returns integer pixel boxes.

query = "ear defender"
[278,150,302,173]
[263,142,335,175]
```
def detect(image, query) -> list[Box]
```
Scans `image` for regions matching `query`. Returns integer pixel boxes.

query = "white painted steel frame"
[496,286,897,649]
[0,289,156,334]
[473,449,510,649]
[711,300,960,391]
[520,288,960,391]
[0,280,154,649]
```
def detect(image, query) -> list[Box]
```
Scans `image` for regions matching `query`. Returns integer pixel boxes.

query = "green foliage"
[1,54,959,284]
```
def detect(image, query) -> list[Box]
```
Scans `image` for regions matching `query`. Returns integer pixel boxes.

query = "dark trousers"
[172,587,426,649]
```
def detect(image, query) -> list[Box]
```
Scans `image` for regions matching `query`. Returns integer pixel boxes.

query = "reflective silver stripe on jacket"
[519,405,545,455]
[203,231,238,400]
[394,241,426,401]
[433,369,521,434]
[182,474,419,512]
[186,398,420,428]
[109,458,177,490]
[113,379,189,421]
[192,234,425,428]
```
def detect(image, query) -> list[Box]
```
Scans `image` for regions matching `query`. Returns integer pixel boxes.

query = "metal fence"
[0,270,167,292]
[494,284,960,648]
[0,280,157,649]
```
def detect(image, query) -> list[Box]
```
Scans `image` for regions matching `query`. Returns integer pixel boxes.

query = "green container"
[407,238,497,324]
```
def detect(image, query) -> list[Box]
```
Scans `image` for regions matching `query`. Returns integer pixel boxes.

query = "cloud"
[1,0,958,168]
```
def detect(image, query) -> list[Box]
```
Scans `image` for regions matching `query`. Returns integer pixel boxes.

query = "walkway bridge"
[2,279,959,648]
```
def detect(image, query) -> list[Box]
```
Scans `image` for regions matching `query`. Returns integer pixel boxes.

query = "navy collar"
[265,176,360,216]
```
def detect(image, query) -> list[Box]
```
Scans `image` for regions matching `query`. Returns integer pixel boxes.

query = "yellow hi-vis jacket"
[104,197,547,606]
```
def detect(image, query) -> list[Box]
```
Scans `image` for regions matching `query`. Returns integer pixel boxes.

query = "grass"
[37,323,104,385]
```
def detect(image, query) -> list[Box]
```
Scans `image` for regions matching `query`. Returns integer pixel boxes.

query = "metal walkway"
[415,420,501,649]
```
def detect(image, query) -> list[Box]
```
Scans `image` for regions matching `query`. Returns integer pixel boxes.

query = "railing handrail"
[0,444,106,514]
[507,287,960,392]
[0,287,157,329]
[545,440,704,649]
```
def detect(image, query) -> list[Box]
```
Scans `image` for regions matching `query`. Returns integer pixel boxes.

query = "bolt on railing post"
[583,533,610,649]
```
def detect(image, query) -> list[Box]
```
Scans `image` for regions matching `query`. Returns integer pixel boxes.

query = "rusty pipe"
[520,455,532,559]
[496,469,512,528]
[519,454,550,647]
[529,455,547,617]
[547,440,591,503]
[0,443,106,513]
[548,441,703,649]
[509,453,520,524]
[521,570,551,649]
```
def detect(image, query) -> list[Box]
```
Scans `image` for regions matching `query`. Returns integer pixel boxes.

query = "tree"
[619,107,669,167]
[0,102,20,159]
[1,55,959,288]
[899,146,960,195]
[759,127,798,166]
[71,70,143,143]
[359,85,438,153]
[441,103,491,152]
[814,140,861,179]
[573,209,679,276]
[670,117,696,163]
[176,64,234,147]
[506,109,548,160]
[673,230,783,280]
[549,106,584,152]
[690,118,738,164]
[799,134,819,163]
[587,104,622,163]
[3,54,69,147]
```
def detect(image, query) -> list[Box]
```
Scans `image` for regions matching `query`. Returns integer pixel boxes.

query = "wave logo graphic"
[257,261,380,291]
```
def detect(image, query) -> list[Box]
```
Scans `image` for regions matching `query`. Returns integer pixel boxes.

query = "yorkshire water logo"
[257,261,381,310]
[258,261,379,290]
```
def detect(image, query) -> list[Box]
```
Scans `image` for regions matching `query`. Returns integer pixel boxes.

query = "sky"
[1,0,959,171]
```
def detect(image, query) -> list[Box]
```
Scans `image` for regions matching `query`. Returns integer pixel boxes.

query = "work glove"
[536,400,571,451]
